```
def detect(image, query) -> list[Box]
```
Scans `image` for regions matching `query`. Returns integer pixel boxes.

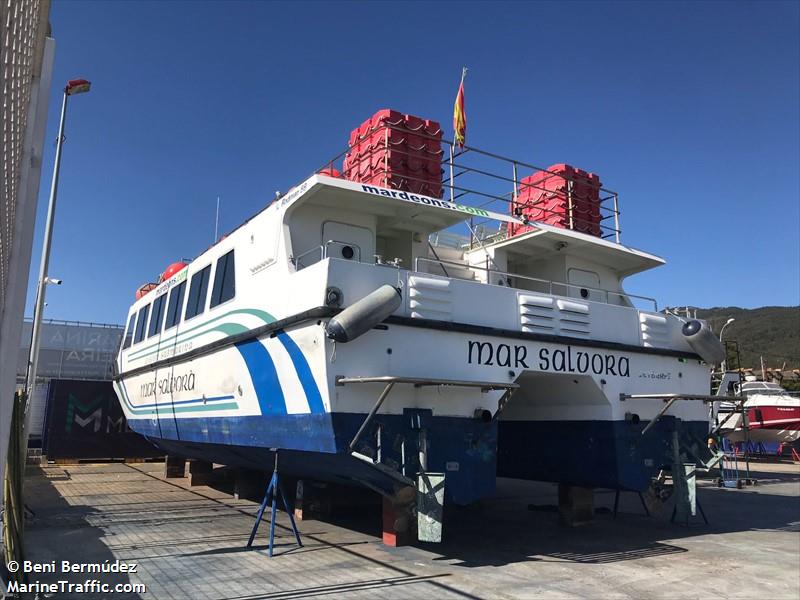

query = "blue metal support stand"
[246,453,302,557]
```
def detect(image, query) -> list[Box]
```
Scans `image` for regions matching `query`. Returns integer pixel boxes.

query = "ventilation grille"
[639,313,670,348]
[408,276,453,321]
[519,294,590,337]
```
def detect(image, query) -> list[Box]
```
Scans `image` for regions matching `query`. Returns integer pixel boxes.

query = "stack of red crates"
[342,109,443,198]
[508,164,602,237]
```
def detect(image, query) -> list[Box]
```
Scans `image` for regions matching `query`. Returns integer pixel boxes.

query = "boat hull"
[719,402,800,444]
[116,304,711,505]
[130,411,497,505]
[498,416,709,491]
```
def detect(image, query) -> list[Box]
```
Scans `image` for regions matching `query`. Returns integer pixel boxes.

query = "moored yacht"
[717,378,800,444]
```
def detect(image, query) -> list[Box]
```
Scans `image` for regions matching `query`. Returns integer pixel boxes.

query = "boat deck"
[21,461,800,599]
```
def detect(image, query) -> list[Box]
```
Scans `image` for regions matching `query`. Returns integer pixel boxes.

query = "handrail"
[737,389,800,398]
[22,317,124,330]
[414,256,658,311]
[313,122,623,245]
[295,245,657,310]
[294,239,364,270]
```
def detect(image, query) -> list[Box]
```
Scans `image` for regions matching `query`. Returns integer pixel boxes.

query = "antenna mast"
[214,196,220,242]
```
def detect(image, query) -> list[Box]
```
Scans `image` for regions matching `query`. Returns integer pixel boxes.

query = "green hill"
[690,306,800,370]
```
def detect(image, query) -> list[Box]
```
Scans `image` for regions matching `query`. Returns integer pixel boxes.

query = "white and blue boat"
[114,115,723,539]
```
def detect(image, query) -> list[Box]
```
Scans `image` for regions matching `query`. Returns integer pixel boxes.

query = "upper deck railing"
[314,122,622,247]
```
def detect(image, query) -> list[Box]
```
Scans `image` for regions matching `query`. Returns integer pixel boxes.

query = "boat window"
[122,313,136,350]
[184,265,211,320]
[210,250,235,308]
[147,294,167,338]
[134,303,150,344]
[164,281,186,330]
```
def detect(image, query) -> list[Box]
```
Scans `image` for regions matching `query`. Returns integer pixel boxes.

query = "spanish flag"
[453,68,467,148]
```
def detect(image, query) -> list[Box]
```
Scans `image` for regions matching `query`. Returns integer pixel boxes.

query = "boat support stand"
[621,393,742,525]
[337,375,518,543]
[247,452,302,557]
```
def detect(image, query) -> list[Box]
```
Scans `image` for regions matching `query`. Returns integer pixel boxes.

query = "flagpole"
[450,67,468,202]
[214,196,220,242]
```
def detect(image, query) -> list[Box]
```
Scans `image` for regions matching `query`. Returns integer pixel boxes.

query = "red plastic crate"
[509,164,602,237]
[343,109,443,198]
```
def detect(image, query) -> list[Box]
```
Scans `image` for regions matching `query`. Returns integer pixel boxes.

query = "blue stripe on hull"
[134,413,338,453]
[276,332,325,414]
[234,339,287,414]
[129,412,497,505]
[497,417,708,491]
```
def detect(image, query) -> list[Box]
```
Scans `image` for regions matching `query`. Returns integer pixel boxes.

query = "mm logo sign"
[64,393,126,434]
[46,380,162,461]
[65,393,103,433]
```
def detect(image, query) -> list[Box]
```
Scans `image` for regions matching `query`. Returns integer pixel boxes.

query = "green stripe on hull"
[114,381,239,416]
[131,321,251,362]
[127,308,275,361]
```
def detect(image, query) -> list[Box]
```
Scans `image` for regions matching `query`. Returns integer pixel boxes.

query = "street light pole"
[24,79,91,406]
[719,317,735,372]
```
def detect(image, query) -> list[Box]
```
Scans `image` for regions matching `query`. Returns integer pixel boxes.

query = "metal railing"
[428,231,468,249]
[293,240,364,270]
[313,121,622,247]
[22,317,124,330]
[414,256,658,311]
[737,388,800,398]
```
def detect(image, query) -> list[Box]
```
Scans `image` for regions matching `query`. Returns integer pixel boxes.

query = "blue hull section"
[497,417,709,491]
[134,413,338,454]
[130,412,497,505]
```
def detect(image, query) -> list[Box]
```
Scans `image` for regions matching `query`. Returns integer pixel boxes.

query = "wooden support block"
[187,459,213,486]
[234,469,266,501]
[382,496,413,547]
[294,480,332,521]
[558,484,594,526]
[164,455,187,479]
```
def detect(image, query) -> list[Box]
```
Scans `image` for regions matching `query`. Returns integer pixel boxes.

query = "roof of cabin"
[478,226,665,277]
[283,174,516,235]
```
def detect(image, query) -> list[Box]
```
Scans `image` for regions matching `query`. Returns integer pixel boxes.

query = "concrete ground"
[18,460,800,599]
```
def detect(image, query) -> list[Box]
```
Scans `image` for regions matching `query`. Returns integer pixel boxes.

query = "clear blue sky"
[28,0,800,325]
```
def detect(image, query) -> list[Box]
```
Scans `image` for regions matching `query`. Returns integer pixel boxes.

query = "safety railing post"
[383,128,389,188]
[613,193,620,243]
[469,216,474,250]
[512,161,518,202]
[567,179,574,231]
[449,144,455,202]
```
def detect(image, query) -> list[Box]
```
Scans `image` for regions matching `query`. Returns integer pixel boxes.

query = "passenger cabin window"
[184,265,211,320]
[210,250,235,308]
[148,294,167,338]
[164,281,186,330]
[134,304,150,344]
[122,313,136,349]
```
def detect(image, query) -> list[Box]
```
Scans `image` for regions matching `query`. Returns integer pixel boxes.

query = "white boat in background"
[717,378,800,444]
[114,109,725,541]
